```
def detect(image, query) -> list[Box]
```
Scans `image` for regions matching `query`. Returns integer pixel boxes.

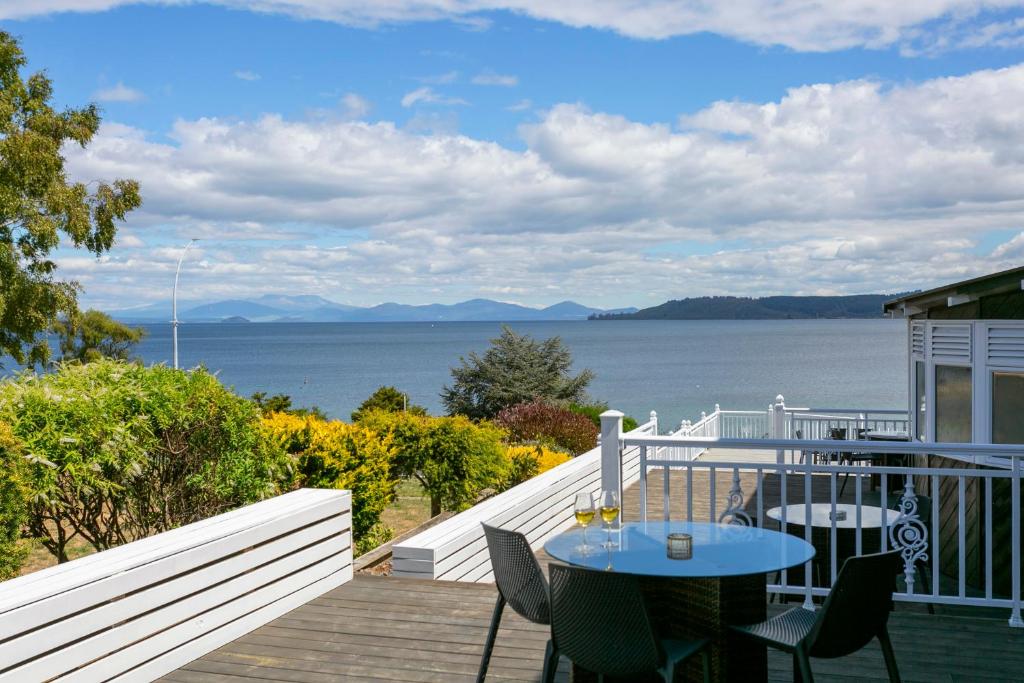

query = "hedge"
[262,411,396,552]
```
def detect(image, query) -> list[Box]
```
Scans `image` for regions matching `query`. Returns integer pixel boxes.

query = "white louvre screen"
[911,322,925,357]
[987,324,1024,368]
[929,323,971,364]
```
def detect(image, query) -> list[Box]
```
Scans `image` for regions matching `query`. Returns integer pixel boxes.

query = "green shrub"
[569,402,639,432]
[359,410,507,516]
[351,386,427,422]
[262,411,396,550]
[0,360,289,562]
[0,423,30,579]
[496,400,598,455]
[501,444,571,490]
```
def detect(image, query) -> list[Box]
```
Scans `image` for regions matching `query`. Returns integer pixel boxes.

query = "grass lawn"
[381,478,432,540]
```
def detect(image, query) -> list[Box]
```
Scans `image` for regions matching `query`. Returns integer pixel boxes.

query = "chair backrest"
[807,550,901,658]
[548,564,662,677]
[481,523,550,624]
[828,427,847,440]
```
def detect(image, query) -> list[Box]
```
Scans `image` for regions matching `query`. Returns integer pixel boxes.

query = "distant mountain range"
[112,295,638,323]
[589,294,902,320]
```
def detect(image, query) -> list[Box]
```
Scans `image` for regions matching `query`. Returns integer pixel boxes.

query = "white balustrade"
[616,424,1024,627]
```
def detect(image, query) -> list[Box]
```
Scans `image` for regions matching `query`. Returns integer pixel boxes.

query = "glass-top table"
[544,521,815,578]
[544,521,815,682]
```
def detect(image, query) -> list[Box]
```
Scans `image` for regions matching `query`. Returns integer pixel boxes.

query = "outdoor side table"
[544,521,814,683]
[865,430,912,489]
[766,503,900,589]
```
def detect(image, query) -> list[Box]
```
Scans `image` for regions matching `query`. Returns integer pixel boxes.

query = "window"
[993,371,1024,444]
[915,361,926,441]
[935,365,972,442]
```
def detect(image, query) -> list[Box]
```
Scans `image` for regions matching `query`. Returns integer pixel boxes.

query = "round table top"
[766,503,900,529]
[543,521,815,578]
[865,430,910,441]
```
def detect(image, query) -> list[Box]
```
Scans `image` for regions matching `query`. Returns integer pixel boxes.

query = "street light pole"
[172,238,198,369]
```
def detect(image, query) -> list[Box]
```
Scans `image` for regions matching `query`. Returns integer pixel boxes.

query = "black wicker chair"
[478,524,556,683]
[731,549,902,683]
[548,564,711,683]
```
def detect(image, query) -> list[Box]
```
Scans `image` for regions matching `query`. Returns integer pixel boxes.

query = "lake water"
[130,320,908,429]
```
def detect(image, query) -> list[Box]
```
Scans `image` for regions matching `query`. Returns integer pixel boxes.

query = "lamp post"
[172,238,198,369]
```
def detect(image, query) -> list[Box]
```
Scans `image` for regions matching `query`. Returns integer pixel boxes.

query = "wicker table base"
[570,573,767,682]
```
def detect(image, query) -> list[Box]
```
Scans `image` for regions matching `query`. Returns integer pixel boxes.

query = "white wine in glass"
[574,491,596,551]
[599,489,620,548]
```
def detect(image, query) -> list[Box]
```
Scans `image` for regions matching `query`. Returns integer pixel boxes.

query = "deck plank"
[164,573,1023,682]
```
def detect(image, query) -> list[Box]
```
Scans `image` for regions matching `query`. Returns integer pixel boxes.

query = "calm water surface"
[132,320,908,428]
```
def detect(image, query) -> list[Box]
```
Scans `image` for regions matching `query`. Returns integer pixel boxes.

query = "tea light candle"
[666,532,693,560]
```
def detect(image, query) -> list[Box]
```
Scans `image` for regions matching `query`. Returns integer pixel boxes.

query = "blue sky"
[5,1,1024,310]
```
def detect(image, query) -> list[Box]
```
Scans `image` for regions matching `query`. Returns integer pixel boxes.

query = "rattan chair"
[548,564,711,683]
[730,549,902,683]
[478,524,556,683]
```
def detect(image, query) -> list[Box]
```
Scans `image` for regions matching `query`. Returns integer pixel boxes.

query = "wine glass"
[599,489,620,548]
[574,491,596,553]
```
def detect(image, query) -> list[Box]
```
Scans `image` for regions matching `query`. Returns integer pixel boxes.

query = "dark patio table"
[544,521,815,682]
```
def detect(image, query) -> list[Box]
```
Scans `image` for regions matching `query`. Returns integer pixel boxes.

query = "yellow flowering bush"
[0,422,30,579]
[262,412,396,552]
[503,444,572,489]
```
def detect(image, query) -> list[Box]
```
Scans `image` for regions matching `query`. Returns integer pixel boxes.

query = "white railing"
[787,408,910,441]
[391,415,659,582]
[666,406,720,461]
[0,488,353,681]
[692,397,909,442]
[606,421,1024,628]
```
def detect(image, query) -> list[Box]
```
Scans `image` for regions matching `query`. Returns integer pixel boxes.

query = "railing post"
[650,410,658,435]
[1011,455,1023,628]
[773,395,786,463]
[600,410,624,523]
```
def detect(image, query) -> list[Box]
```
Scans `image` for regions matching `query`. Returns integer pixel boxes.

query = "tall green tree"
[0,31,141,367]
[441,325,594,420]
[52,309,145,363]
[351,385,427,422]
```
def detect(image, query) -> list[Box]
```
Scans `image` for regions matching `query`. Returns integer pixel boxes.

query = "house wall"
[914,454,1021,597]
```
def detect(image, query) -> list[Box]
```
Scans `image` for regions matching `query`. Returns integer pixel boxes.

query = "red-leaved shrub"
[495,400,599,456]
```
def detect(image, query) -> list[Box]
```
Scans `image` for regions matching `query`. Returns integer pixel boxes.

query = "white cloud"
[472,70,518,86]
[417,70,458,85]
[233,70,261,81]
[63,64,1024,308]
[92,81,144,102]
[400,86,468,107]
[340,92,371,119]
[506,98,532,111]
[7,1,1024,52]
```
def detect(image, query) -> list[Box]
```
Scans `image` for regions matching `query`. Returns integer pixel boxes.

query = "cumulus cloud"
[417,70,458,85]
[6,1,1024,52]
[472,70,518,86]
[233,69,261,81]
[92,81,144,102]
[63,64,1024,308]
[340,92,371,119]
[400,86,468,107]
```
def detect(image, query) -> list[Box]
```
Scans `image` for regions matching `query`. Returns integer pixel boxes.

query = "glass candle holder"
[666,532,693,560]
[830,510,847,522]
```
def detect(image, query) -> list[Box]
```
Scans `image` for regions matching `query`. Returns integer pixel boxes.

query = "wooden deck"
[164,470,1024,682]
[164,573,1024,682]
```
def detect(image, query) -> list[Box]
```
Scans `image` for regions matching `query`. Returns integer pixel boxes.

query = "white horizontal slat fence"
[0,488,353,682]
